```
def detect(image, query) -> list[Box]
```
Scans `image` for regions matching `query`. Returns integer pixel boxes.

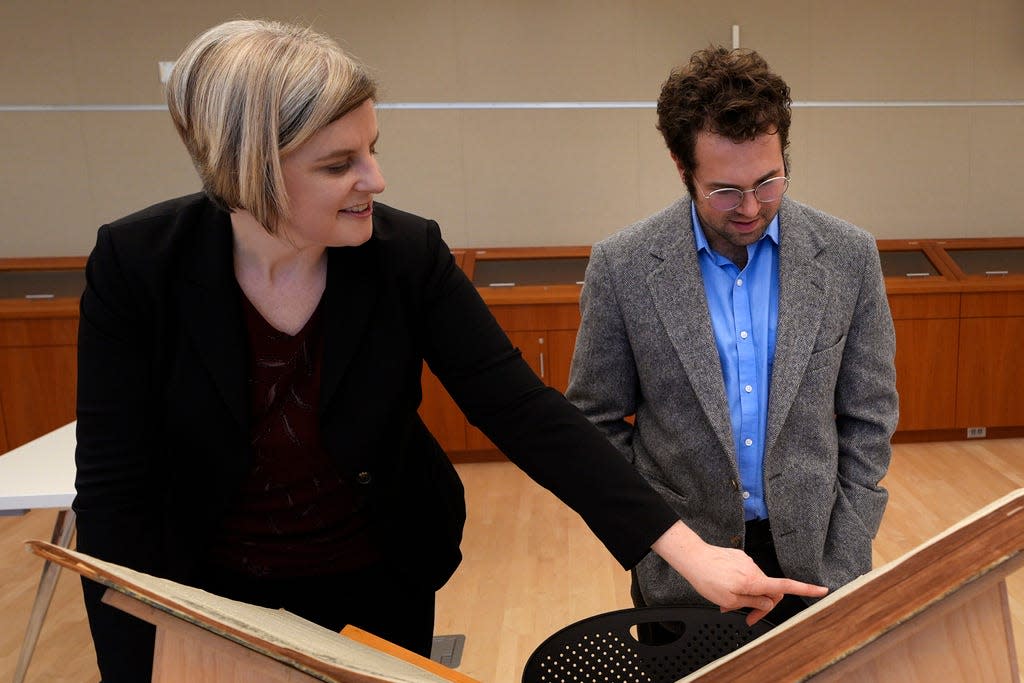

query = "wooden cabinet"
[546,330,579,394]
[889,306,960,432]
[956,312,1024,428]
[416,248,587,457]
[463,307,581,451]
[419,319,579,455]
[443,240,1024,454]
[4,240,1023,458]
[937,241,1024,430]
[0,318,78,449]
[880,239,1024,440]
[878,242,961,433]
[0,259,84,454]
[468,249,588,399]
[0,398,8,453]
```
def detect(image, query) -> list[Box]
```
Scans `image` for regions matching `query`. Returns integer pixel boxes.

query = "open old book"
[25,540,477,683]
[678,487,1024,681]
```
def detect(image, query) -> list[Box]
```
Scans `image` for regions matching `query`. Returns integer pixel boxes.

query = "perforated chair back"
[521,605,773,683]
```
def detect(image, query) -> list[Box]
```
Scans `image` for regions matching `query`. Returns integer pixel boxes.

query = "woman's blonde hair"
[166,19,377,232]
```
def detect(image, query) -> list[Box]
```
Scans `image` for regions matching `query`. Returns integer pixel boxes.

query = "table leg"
[13,508,76,683]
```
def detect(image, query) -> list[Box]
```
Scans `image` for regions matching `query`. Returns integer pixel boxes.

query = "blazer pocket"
[635,467,690,515]
[806,334,847,372]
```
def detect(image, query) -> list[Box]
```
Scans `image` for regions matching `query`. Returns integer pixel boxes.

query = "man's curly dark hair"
[657,47,791,196]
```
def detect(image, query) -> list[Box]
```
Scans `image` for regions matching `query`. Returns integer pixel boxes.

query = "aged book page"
[25,540,459,683]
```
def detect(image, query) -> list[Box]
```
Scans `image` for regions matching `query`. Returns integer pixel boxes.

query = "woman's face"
[277,99,386,248]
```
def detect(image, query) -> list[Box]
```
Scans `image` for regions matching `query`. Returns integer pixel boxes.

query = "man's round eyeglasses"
[697,176,790,212]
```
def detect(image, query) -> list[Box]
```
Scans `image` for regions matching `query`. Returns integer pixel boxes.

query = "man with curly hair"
[568,47,898,630]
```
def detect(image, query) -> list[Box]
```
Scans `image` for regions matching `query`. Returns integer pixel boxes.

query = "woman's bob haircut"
[166,19,377,233]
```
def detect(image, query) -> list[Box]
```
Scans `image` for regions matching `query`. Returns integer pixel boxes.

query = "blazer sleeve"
[413,223,678,569]
[74,224,161,681]
[75,225,162,565]
[833,236,899,538]
[565,241,641,460]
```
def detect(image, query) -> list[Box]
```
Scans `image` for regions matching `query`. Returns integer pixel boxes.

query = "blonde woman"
[73,19,826,681]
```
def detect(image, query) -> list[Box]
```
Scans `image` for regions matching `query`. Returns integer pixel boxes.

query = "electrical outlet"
[967,427,987,439]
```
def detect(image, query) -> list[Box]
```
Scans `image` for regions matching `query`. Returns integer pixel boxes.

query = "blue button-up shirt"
[691,204,779,521]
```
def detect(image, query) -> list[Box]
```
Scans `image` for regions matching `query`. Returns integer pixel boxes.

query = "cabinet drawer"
[887,293,959,320]
[960,291,1024,318]
[488,303,580,332]
[0,318,79,347]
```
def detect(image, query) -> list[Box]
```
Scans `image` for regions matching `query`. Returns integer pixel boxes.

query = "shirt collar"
[691,201,781,257]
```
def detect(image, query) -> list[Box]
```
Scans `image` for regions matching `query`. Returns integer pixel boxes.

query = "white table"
[0,421,77,683]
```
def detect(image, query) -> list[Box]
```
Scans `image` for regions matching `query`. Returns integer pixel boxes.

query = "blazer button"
[356,471,373,485]
[730,535,742,548]
[730,479,739,491]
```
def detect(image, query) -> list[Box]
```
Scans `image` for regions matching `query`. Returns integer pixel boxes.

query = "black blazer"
[74,194,677,680]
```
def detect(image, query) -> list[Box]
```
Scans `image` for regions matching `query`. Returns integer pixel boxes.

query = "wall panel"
[2,1,1022,257]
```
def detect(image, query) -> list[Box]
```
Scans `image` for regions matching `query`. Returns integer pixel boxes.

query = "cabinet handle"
[539,351,545,379]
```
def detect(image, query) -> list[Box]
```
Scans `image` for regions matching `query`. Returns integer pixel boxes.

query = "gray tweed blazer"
[567,196,899,608]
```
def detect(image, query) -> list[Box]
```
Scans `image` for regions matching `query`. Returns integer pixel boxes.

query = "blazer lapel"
[319,239,380,415]
[646,199,736,459]
[764,199,828,459]
[178,203,248,430]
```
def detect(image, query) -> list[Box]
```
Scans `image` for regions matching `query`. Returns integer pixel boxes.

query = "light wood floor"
[2,437,1023,682]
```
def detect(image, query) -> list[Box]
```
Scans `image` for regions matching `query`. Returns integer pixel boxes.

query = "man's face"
[679,131,786,264]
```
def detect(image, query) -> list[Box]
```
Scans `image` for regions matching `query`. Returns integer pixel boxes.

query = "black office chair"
[522,605,774,683]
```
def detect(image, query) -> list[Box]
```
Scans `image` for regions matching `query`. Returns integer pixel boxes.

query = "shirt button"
[356,471,373,485]
[744,384,753,393]
[740,330,748,339]
[744,438,753,447]
[742,491,751,500]
[736,278,743,286]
